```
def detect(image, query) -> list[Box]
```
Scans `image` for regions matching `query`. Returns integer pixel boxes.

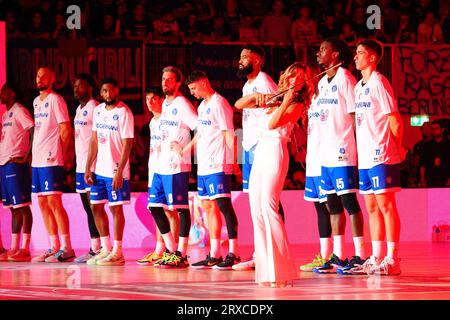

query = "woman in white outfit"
[246,62,312,287]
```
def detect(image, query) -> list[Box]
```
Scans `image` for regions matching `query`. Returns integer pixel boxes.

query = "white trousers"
[249,137,297,283]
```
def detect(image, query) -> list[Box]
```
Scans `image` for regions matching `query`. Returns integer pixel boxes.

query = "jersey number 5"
[336,178,344,190]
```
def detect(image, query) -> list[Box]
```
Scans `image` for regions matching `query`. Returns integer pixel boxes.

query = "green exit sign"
[410,115,429,127]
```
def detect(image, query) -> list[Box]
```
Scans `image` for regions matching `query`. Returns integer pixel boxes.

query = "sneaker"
[300,254,327,272]
[270,281,288,288]
[336,256,366,275]
[313,254,348,274]
[351,255,381,275]
[137,251,163,265]
[75,248,99,263]
[153,250,172,267]
[160,251,189,268]
[191,254,223,269]
[372,256,401,276]
[86,249,110,265]
[213,253,241,270]
[96,252,126,266]
[8,249,31,262]
[0,248,6,261]
[0,249,18,261]
[45,249,76,263]
[231,258,255,271]
[31,248,59,263]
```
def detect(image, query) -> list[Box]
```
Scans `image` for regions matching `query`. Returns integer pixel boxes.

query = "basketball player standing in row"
[148,66,197,268]
[186,71,241,270]
[0,83,34,262]
[85,77,134,266]
[72,73,102,263]
[300,66,336,272]
[137,88,179,266]
[31,66,75,263]
[353,39,404,275]
[313,39,366,274]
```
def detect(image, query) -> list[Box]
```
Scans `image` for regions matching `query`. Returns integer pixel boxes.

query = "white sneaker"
[372,256,401,276]
[75,248,100,263]
[96,252,125,266]
[231,259,255,271]
[86,249,110,265]
[349,256,380,275]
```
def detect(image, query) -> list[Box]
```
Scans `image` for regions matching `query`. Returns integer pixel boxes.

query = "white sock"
[100,236,112,252]
[49,235,60,251]
[333,235,345,259]
[90,238,101,252]
[229,239,238,254]
[387,242,399,259]
[353,236,365,258]
[210,239,221,258]
[22,233,31,250]
[371,240,383,259]
[161,232,176,252]
[112,240,122,255]
[11,233,21,251]
[61,234,72,251]
[155,241,165,255]
[177,237,189,256]
[319,237,332,259]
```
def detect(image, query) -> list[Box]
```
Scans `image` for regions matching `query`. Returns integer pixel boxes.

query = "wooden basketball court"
[0,242,449,300]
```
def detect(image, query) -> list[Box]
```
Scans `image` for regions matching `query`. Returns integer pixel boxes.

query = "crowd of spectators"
[404,120,450,188]
[2,0,450,45]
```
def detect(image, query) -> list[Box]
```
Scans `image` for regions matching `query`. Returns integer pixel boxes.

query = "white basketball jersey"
[157,95,198,175]
[242,71,278,151]
[196,92,235,176]
[0,103,34,165]
[355,71,401,169]
[92,101,134,179]
[305,96,322,177]
[317,67,357,167]
[32,92,69,167]
[74,99,98,173]
[148,116,161,173]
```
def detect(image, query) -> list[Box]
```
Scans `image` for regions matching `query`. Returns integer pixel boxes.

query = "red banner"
[394,45,450,116]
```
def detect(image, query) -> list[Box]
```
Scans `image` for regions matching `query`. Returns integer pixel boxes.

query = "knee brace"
[278,201,285,223]
[177,208,191,238]
[216,198,238,239]
[314,201,332,238]
[80,193,100,238]
[341,193,361,215]
[326,193,344,215]
[149,206,171,234]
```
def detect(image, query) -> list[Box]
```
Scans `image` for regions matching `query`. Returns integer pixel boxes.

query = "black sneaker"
[191,254,223,269]
[313,253,348,274]
[336,256,366,275]
[212,253,241,270]
[160,251,189,269]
